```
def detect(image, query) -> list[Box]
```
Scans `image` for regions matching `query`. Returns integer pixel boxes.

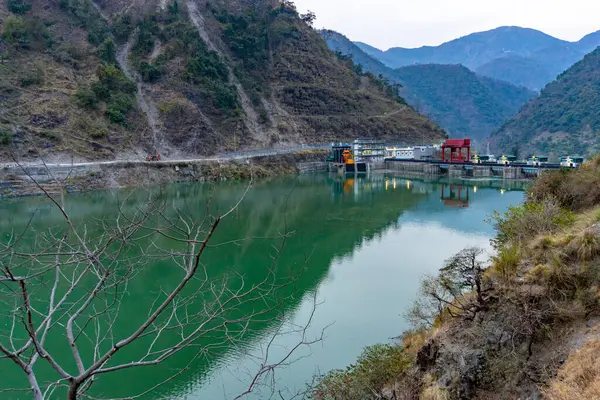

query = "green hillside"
[0,0,444,161]
[396,64,535,143]
[492,47,600,158]
[320,30,535,144]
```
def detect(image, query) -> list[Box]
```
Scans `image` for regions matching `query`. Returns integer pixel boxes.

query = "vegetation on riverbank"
[315,157,600,399]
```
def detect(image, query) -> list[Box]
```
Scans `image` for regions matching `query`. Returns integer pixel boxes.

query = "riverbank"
[0,150,328,198]
[316,157,600,400]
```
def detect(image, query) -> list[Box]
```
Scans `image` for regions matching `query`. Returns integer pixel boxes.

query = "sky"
[293,0,600,50]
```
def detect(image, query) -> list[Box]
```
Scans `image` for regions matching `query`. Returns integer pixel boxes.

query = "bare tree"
[406,247,489,328]
[0,161,323,399]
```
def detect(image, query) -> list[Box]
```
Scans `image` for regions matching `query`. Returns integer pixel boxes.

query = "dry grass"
[491,244,521,280]
[544,340,600,400]
[566,229,600,262]
[402,329,429,358]
[419,374,450,400]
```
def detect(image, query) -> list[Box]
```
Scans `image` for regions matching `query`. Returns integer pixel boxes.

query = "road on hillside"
[0,144,332,169]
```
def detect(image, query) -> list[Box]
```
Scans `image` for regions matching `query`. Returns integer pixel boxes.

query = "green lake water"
[0,173,526,399]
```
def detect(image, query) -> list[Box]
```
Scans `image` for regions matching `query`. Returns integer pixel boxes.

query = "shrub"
[95,64,137,95]
[313,344,412,400]
[75,87,99,109]
[186,53,229,83]
[2,15,29,49]
[529,167,600,212]
[0,128,13,146]
[7,0,31,15]
[209,82,238,111]
[53,43,86,67]
[492,244,521,280]
[139,61,163,82]
[132,17,160,56]
[113,14,134,42]
[490,199,575,249]
[566,229,600,262]
[72,115,108,138]
[97,38,116,64]
[106,92,135,124]
[106,106,126,124]
[77,65,136,124]
[59,0,110,46]
[19,63,44,86]
[2,15,51,50]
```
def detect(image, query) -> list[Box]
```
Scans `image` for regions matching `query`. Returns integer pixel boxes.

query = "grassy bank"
[314,156,600,399]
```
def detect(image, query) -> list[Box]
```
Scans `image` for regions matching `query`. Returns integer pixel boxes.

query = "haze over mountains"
[322,30,536,143]
[359,26,600,91]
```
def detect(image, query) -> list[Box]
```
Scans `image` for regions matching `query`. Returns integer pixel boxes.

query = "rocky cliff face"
[0,0,445,161]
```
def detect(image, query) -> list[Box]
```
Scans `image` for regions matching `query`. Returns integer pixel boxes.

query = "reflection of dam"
[441,184,470,208]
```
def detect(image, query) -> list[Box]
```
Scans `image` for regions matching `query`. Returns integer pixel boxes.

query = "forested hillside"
[0,0,444,161]
[321,30,535,143]
[492,47,600,157]
[396,64,535,142]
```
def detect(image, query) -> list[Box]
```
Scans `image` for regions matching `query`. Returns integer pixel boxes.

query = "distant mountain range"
[359,26,600,90]
[492,48,600,158]
[321,30,535,144]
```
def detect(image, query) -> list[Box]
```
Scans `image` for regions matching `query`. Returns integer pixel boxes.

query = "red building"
[441,139,471,162]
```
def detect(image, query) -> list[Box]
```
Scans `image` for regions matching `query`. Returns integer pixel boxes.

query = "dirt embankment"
[0,151,328,198]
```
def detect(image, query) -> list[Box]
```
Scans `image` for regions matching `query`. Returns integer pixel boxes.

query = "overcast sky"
[294,0,600,50]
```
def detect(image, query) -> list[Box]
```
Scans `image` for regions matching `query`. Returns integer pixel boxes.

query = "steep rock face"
[491,47,600,158]
[0,0,444,161]
[320,30,535,144]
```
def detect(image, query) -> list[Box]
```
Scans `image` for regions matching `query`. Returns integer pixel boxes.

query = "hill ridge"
[357,25,600,91]
[321,30,536,144]
[0,0,445,161]
[491,47,600,158]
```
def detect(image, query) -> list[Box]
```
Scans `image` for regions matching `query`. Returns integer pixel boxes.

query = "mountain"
[354,41,383,57]
[474,55,556,91]
[0,0,444,161]
[321,30,401,82]
[362,26,600,91]
[377,26,564,69]
[578,30,600,52]
[396,64,536,142]
[320,30,536,143]
[491,47,600,158]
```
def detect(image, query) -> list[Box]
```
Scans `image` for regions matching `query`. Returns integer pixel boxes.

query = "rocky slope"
[361,26,600,91]
[0,0,445,162]
[491,47,600,158]
[321,30,535,144]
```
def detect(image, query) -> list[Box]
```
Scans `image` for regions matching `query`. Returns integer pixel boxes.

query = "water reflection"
[441,184,470,208]
[0,173,526,400]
